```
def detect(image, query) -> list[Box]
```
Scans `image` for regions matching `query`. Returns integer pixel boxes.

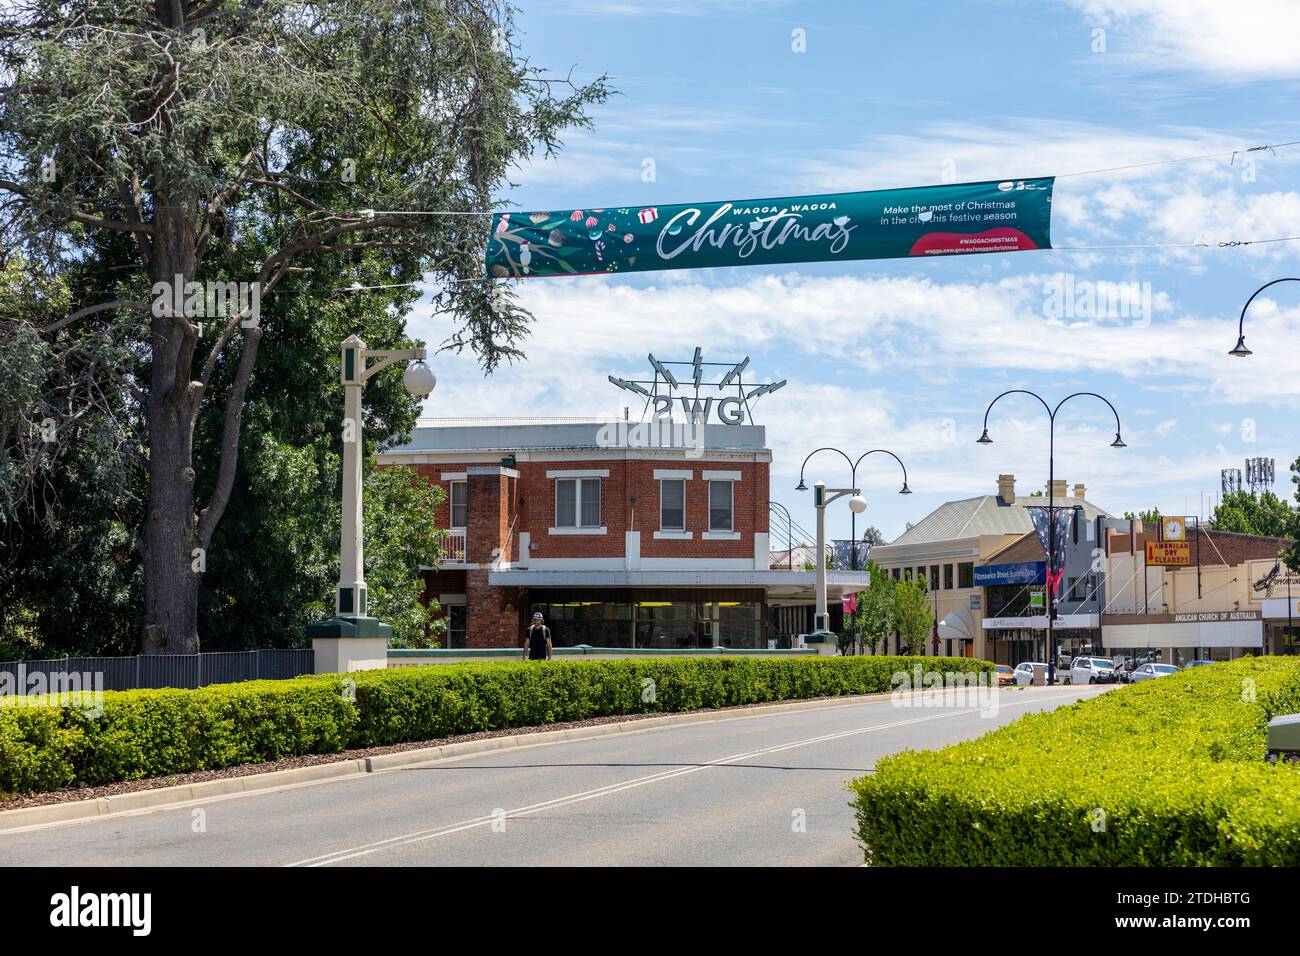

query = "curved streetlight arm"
[980,388,1053,432]
[768,500,795,570]
[768,500,796,538]
[361,346,427,381]
[1052,391,1124,437]
[798,446,856,486]
[1237,277,1300,339]
[852,448,910,488]
[768,500,794,524]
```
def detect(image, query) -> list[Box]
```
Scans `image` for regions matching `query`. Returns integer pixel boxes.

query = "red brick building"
[378,417,865,648]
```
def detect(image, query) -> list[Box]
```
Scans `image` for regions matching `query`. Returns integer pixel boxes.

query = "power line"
[1056,140,1300,180]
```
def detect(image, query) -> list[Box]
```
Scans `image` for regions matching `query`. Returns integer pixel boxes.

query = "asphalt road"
[1,684,1108,867]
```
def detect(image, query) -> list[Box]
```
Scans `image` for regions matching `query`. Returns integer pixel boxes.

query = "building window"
[449,480,467,529]
[958,562,974,588]
[944,564,954,590]
[528,591,766,649]
[445,604,467,648]
[708,480,733,531]
[930,565,940,590]
[556,477,601,528]
[660,478,686,531]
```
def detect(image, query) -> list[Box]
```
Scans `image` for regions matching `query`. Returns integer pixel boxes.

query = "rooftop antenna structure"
[1245,457,1275,495]
[606,347,787,422]
[1221,468,1243,495]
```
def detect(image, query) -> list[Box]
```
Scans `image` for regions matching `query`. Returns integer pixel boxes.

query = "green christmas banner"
[486,177,1054,278]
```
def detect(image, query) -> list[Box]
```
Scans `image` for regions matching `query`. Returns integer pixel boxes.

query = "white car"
[1070,656,1118,685]
[1130,662,1180,683]
[1013,661,1048,685]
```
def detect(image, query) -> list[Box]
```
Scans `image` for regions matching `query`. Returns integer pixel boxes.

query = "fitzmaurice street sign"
[487,178,1055,278]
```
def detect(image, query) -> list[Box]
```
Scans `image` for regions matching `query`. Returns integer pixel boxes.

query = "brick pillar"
[466,570,523,648]
[465,466,522,647]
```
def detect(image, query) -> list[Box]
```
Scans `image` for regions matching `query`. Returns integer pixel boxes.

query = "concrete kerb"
[0,685,1029,832]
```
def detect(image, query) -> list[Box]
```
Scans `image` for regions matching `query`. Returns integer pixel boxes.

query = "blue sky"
[408,0,1300,543]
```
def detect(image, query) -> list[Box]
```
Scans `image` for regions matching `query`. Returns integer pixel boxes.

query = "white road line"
[288,689,1095,867]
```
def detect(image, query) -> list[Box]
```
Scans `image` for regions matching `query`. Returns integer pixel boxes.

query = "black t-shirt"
[527,625,551,660]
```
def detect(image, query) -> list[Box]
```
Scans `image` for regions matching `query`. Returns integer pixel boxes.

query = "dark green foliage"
[850,656,1300,866]
[1210,489,1297,540]
[0,655,991,795]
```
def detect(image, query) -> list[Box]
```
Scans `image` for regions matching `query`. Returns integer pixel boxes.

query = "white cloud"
[468,270,1297,403]
[1063,0,1300,80]
[789,118,1300,263]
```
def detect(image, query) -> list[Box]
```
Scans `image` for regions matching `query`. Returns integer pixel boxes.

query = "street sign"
[1146,540,1191,566]
[973,560,1046,586]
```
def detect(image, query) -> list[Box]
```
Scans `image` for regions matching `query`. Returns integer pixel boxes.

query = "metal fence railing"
[0,648,315,694]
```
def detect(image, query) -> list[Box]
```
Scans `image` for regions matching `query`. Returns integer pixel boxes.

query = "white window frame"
[708,479,734,533]
[554,476,602,530]
[660,477,686,532]
[448,480,468,529]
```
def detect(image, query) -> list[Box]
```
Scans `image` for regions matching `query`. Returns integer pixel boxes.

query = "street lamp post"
[810,481,867,635]
[308,334,436,674]
[1229,277,1300,357]
[977,390,1125,684]
[796,447,911,570]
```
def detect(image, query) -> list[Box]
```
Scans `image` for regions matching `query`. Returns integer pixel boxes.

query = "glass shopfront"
[528,588,766,649]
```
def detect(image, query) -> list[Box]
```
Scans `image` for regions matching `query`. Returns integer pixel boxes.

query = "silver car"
[1130,662,1180,683]
[1069,656,1118,685]
[1013,661,1048,685]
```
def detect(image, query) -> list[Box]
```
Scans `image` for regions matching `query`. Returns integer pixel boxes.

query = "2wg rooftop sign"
[607,347,786,426]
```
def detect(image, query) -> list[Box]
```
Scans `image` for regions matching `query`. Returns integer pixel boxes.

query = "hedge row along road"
[852,656,1300,866]
[1,656,993,796]
[0,680,1103,866]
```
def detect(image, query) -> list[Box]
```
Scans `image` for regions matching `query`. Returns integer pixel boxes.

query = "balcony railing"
[446,527,467,563]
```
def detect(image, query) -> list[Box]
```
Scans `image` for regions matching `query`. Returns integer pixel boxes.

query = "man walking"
[523,611,553,661]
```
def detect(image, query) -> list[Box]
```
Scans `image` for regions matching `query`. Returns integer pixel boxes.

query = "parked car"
[1013,661,1048,685]
[1266,714,1300,764]
[994,664,1016,687]
[1130,662,1180,683]
[1185,659,1216,668]
[1069,656,1118,685]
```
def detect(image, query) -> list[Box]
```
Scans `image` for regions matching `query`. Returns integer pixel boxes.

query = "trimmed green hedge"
[0,655,990,796]
[850,656,1300,866]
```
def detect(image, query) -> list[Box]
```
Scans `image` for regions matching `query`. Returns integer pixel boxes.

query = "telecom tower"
[1245,457,1276,495]
[1221,468,1243,495]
